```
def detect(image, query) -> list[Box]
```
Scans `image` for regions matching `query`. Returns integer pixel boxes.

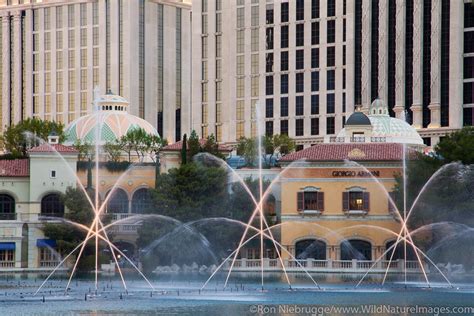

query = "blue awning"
[36,239,57,248]
[0,242,15,250]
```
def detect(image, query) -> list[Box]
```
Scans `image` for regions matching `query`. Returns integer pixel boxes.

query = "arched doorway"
[106,189,129,214]
[41,193,65,217]
[295,239,326,260]
[131,188,153,214]
[0,194,15,220]
[385,240,416,260]
[340,239,372,260]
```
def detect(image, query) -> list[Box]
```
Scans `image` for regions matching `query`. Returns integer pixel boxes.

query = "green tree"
[103,140,123,162]
[434,127,474,165]
[188,130,201,159]
[236,137,257,167]
[0,118,65,158]
[202,134,224,159]
[181,134,188,165]
[237,134,295,167]
[74,140,94,162]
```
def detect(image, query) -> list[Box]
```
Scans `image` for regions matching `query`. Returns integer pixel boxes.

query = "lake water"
[0,273,473,315]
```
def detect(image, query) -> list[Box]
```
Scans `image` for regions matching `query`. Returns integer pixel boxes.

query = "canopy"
[0,242,15,250]
[36,239,57,248]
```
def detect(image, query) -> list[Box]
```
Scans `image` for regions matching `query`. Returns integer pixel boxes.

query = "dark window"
[465,2,474,28]
[311,95,319,114]
[464,82,474,104]
[327,93,335,113]
[465,31,474,54]
[371,0,379,101]
[422,0,431,128]
[354,0,362,105]
[463,108,473,126]
[281,25,289,48]
[296,73,304,93]
[342,92,346,112]
[281,97,289,116]
[464,57,474,79]
[175,108,181,142]
[281,51,289,71]
[343,45,346,65]
[343,0,347,14]
[327,20,335,43]
[266,75,274,95]
[266,27,274,49]
[266,53,274,72]
[327,70,335,90]
[342,115,346,126]
[296,145,304,151]
[312,0,320,19]
[281,74,288,94]
[343,191,370,211]
[41,194,65,217]
[266,5,274,24]
[311,71,319,91]
[405,0,414,124]
[423,137,431,146]
[106,189,129,214]
[327,0,336,17]
[280,119,288,135]
[311,117,319,135]
[311,48,319,68]
[295,239,326,260]
[0,195,15,220]
[343,69,346,89]
[388,0,396,116]
[281,2,289,23]
[297,191,324,212]
[343,19,346,41]
[157,111,163,138]
[326,117,335,134]
[265,121,274,136]
[327,46,335,67]
[441,0,450,126]
[295,118,304,136]
[311,22,319,45]
[266,98,274,118]
[296,96,304,116]
[296,24,304,46]
[296,0,304,21]
[131,188,153,214]
[341,239,372,260]
[296,50,304,69]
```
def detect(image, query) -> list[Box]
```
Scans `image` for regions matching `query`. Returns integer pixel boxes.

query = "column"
[410,0,423,129]
[345,0,355,115]
[448,0,463,129]
[2,13,11,128]
[12,12,22,124]
[24,9,33,119]
[360,0,371,114]
[428,0,441,128]
[393,0,406,119]
[378,0,388,102]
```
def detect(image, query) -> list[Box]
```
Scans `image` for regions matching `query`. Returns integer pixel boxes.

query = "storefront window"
[297,189,324,213]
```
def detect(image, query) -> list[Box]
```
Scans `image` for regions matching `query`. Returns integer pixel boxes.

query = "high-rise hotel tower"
[0,0,191,142]
[191,0,473,146]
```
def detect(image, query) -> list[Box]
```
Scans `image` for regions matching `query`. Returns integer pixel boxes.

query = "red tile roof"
[29,143,79,154]
[163,139,232,152]
[280,143,412,162]
[0,159,29,177]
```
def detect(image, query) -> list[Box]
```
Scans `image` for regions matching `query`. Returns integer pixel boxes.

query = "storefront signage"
[331,170,380,177]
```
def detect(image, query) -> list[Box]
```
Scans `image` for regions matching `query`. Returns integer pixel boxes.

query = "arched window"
[0,194,15,220]
[106,189,129,214]
[41,194,65,217]
[385,240,416,260]
[295,239,326,260]
[340,239,372,260]
[131,188,153,214]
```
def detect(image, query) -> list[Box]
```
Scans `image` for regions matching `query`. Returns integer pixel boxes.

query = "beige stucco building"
[0,0,191,143]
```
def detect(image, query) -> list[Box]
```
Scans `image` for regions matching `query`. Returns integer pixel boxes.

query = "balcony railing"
[0,213,17,220]
[39,260,60,268]
[39,213,64,220]
[0,261,15,268]
[224,259,427,273]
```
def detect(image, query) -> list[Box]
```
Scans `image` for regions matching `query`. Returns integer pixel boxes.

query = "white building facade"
[0,0,191,143]
[191,0,473,147]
